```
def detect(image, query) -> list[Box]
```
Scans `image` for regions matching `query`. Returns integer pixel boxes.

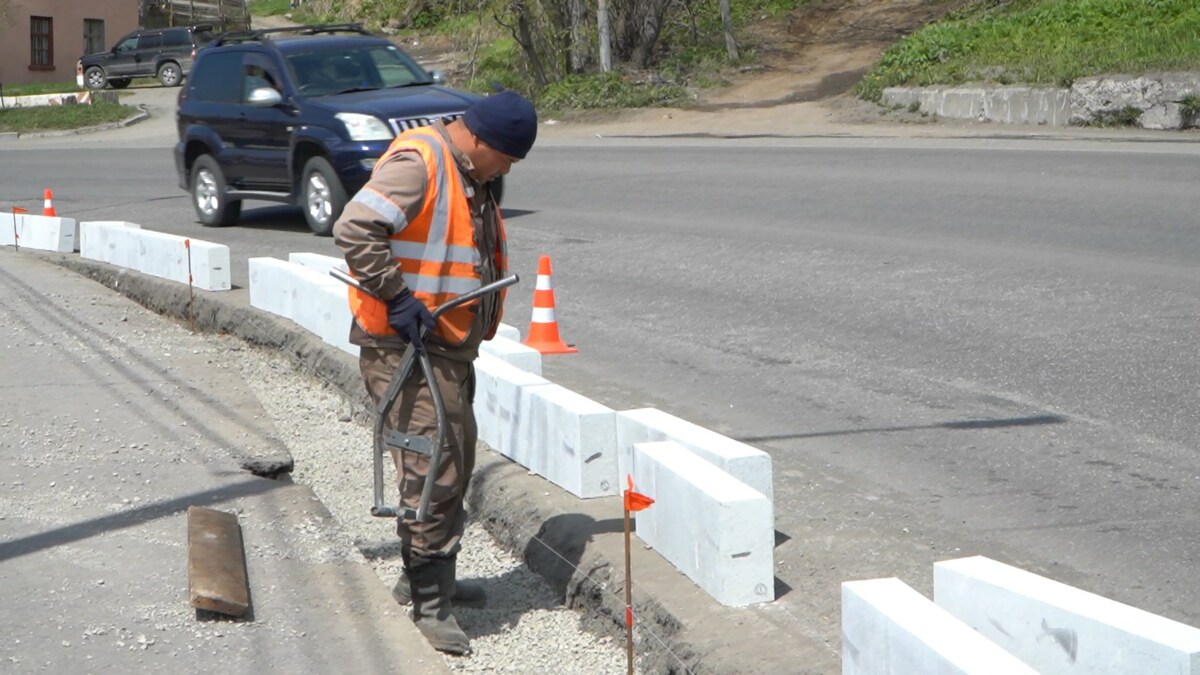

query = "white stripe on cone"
[535,275,552,290]
[531,307,557,323]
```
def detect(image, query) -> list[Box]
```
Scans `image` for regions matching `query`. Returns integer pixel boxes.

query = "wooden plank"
[187,506,250,616]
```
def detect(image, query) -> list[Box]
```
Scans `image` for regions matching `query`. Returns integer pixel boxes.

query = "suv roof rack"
[210,23,373,48]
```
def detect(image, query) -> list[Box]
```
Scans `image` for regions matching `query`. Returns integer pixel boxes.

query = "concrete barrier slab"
[472,353,550,453]
[1,214,75,253]
[843,577,1038,675]
[525,385,617,498]
[249,257,297,319]
[633,441,774,606]
[479,335,542,375]
[934,556,1200,674]
[616,408,772,502]
[495,323,521,341]
[79,221,140,264]
[287,252,347,275]
[102,228,229,291]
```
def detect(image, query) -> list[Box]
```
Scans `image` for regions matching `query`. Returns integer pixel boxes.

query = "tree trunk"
[628,0,671,69]
[511,0,548,87]
[720,0,738,60]
[597,0,611,72]
[568,0,590,73]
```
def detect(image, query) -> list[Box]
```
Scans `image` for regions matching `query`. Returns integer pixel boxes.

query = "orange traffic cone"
[42,189,56,217]
[523,255,577,354]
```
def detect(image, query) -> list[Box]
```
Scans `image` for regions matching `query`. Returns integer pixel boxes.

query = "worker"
[333,91,537,655]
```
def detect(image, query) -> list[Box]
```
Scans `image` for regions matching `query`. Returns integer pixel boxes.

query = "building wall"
[0,0,139,87]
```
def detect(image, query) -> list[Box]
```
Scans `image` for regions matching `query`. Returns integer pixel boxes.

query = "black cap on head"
[463,91,538,160]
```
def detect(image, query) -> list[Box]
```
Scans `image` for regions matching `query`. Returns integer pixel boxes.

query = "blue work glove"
[386,288,436,354]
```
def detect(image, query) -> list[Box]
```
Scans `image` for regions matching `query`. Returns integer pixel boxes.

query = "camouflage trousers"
[359,346,476,558]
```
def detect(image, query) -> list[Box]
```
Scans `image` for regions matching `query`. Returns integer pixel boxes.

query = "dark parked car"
[173,23,490,235]
[77,24,215,90]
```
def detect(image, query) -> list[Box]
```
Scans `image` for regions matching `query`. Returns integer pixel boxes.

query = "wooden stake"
[624,503,634,675]
[185,239,195,332]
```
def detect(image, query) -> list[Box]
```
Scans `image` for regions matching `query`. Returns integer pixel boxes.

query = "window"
[162,30,189,49]
[137,34,163,50]
[114,36,138,53]
[30,16,53,69]
[84,19,105,55]
[190,51,243,102]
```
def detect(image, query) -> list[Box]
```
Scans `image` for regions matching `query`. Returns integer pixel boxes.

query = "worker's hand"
[386,289,436,354]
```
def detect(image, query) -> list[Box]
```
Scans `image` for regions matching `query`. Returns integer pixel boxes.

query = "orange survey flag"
[624,475,654,512]
[12,207,28,214]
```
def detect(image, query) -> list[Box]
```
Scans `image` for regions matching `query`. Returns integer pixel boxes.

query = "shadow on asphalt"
[0,478,282,562]
[738,413,1068,443]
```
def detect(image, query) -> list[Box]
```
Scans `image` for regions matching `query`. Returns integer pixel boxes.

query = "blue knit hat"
[464,91,538,159]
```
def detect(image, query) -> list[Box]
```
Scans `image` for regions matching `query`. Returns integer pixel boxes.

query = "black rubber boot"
[392,557,487,608]
[407,552,471,656]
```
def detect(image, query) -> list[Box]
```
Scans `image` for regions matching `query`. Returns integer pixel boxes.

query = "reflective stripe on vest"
[346,128,505,344]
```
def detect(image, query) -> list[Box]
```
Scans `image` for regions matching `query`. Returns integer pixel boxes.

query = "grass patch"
[247,0,294,16]
[2,81,79,96]
[0,101,137,134]
[857,0,1200,100]
[538,72,688,112]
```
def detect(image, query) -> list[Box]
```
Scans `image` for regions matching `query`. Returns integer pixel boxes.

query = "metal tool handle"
[332,267,518,521]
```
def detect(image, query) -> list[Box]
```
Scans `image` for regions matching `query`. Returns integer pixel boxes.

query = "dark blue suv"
[174,24,484,235]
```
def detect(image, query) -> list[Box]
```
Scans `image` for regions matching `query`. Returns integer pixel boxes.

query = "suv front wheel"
[158,62,183,87]
[84,66,108,90]
[300,156,347,236]
[191,155,242,227]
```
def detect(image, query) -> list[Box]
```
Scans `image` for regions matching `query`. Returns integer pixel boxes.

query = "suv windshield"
[285,44,431,97]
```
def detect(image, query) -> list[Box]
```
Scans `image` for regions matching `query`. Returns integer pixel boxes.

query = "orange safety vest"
[347,127,507,345]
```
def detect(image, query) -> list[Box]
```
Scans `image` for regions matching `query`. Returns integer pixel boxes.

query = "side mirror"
[429,70,445,85]
[247,86,283,107]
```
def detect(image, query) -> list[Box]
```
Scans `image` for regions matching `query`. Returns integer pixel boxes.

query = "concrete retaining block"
[472,353,551,453]
[479,335,542,375]
[934,556,1200,674]
[249,257,298,319]
[1,213,76,253]
[495,323,521,341]
[287,251,347,275]
[843,577,1038,675]
[79,221,140,264]
[78,225,228,290]
[882,86,1070,127]
[632,440,773,606]
[248,256,357,356]
[523,385,617,498]
[615,408,772,502]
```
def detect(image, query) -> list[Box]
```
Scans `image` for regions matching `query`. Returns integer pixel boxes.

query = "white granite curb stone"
[249,256,357,355]
[1,213,76,253]
[632,440,774,607]
[616,407,773,502]
[842,577,1039,675]
[525,384,617,498]
[479,334,543,375]
[934,556,1200,674]
[79,223,228,290]
[79,221,141,264]
[471,353,551,453]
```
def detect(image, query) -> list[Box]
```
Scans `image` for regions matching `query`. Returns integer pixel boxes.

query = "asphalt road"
[3,92,1200,654]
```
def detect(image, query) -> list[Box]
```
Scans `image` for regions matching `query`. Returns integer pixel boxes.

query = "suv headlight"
[336,113,394,141]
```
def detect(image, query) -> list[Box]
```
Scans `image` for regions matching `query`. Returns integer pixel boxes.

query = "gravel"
[232,342,639,674]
